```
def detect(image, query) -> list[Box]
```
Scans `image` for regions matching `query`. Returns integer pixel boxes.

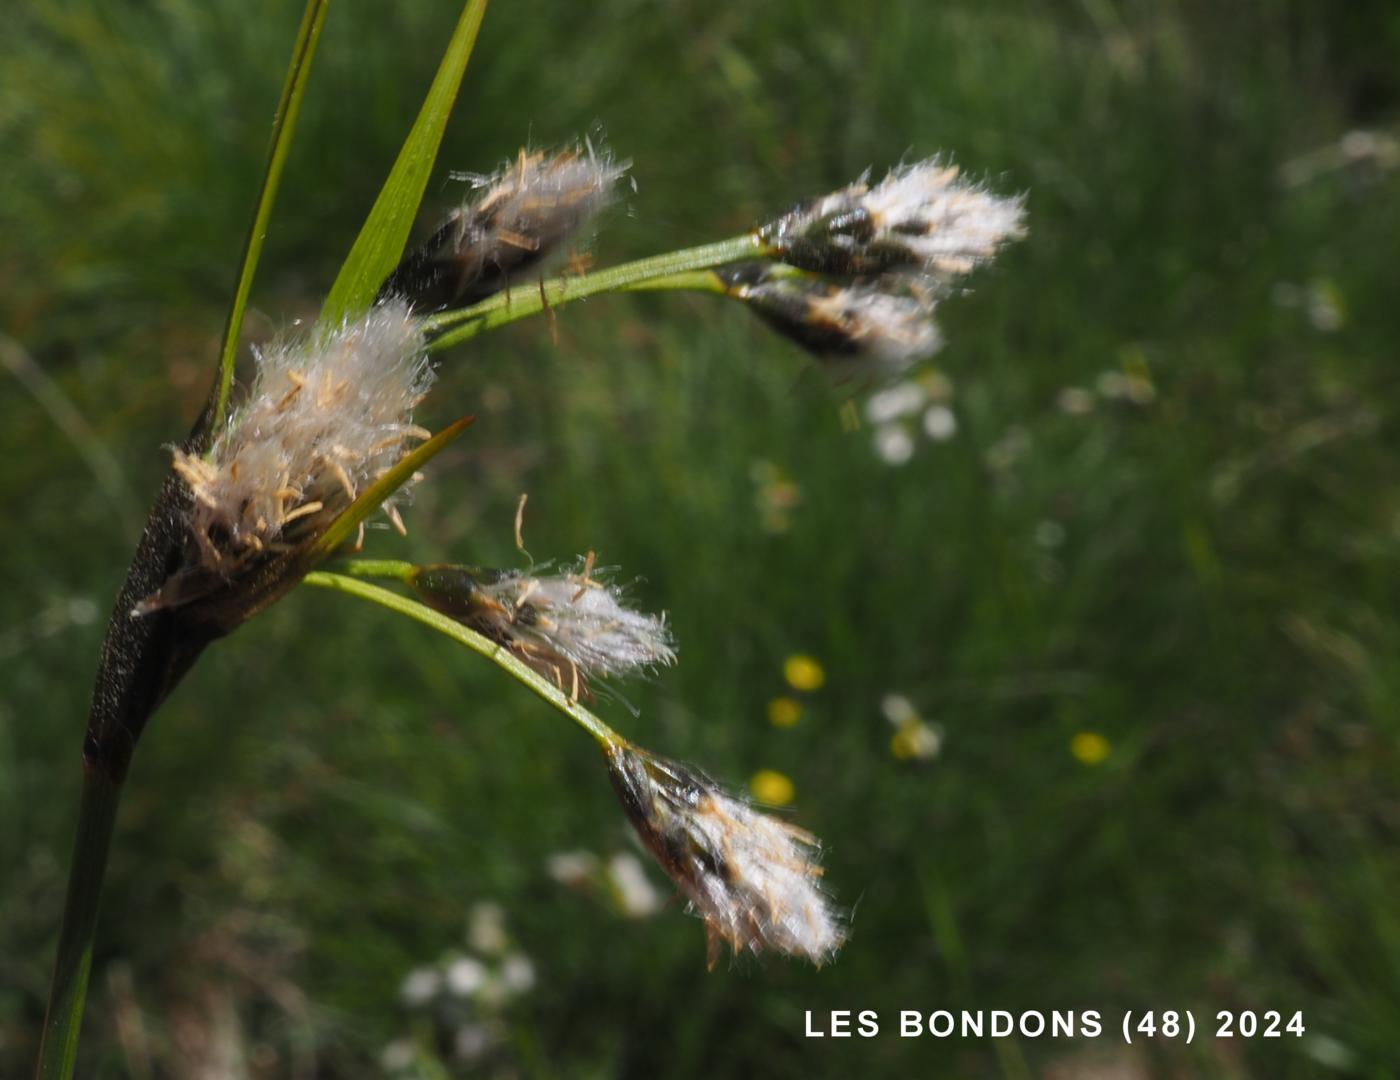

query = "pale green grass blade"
[310,416,474,558]
[319,0,489,326]
[210,0,330,440]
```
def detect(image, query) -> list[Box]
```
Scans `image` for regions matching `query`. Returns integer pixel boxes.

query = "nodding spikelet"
[761,156,1026,280]
[411,558,675,696]
[170,300,432,581]
[380,138,630,311]
[605,742,843,967]
[719,263,942,378]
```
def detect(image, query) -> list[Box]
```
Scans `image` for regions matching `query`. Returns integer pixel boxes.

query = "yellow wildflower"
[750,769,795,806]
[890,722,941,761]
[784,654,826,692]
[767,696,803,728]
[1070,731,1110,766]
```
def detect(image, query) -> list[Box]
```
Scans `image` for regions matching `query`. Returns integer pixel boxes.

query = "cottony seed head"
[605,742,844,967]
[761,155,1026,280]
[411,558,675,694]
[381,138,630,310]
[721,263,942,379]
[171,300,432,582]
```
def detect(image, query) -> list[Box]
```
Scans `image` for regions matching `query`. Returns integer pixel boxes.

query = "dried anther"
[381,139,629,311]
[605,742,843,967]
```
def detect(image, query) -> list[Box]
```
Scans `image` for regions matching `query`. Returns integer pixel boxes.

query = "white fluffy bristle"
[173,300,432,571]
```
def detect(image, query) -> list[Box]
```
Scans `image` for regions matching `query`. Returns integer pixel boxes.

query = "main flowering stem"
[36,460,227,1078]
[35,767,121,1080]
[36,3,339,1071]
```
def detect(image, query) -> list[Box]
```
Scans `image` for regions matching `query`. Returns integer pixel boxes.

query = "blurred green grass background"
[4,0,1400,1076]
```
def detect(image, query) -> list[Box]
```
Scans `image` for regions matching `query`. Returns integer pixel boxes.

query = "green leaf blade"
[210,0,331,442]
[319,0,489,327]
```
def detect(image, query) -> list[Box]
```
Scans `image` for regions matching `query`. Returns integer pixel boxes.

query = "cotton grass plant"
[35,2,1025,1075]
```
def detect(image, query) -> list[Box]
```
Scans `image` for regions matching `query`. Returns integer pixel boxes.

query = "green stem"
[35,765,123,1080]
[423,234,766,352]
[211,0,330,438]
[302,571,624,749]
[334,558,418,582]
[613,269,730,294]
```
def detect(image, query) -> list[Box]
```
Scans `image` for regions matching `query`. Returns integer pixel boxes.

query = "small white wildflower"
[545,849,599,887]
[1275,276,1347,328]
[1095,368,1156,405]
[921,403,957,441]
[606,851,663,918]
[864,380,927,425]
[880,693,919,726]
[399,966,442,1007]
[170,300,431,578]
[453,1023,496,1063]
[606,743,844,967]
[500,953,536,994]
[1094,370,1131,400]
[380,1040,415,1073]
[763,155,1026,280]
[1305,280,1344,332]
[1341,129,1384,161]
[873,424,915,466]
[1281,129,1399,187]
[468,901,509,957]
[445,955,487,997]
[1056,386,1096,415]
[1304,1033,1360,1071]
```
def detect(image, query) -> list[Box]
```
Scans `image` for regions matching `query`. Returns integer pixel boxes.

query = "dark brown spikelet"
[379,141,628,311]
[604,742,843,967]
[410,559,674,698]
[760,157,1026,280]
[718,263,941,379]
